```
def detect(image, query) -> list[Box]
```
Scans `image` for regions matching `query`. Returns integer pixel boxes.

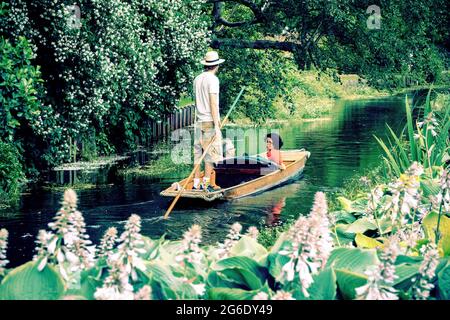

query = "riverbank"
[230,70,389,125]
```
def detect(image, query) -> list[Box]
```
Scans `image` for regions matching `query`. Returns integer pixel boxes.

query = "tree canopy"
[209,0,449,86]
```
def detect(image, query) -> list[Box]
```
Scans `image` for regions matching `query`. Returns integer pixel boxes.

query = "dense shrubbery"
[0,32,53,179]
[0,141,25,205]
[0,0,210,167]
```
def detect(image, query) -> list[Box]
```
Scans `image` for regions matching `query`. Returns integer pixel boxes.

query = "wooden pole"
[163,87,245,220]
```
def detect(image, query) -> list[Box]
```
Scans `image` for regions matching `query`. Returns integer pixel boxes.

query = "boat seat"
[214,155,279,188]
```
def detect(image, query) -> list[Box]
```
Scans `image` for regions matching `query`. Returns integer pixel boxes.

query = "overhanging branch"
[211,38,297,51]
[209,0,265,28]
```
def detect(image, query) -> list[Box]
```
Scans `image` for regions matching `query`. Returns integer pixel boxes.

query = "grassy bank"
[230,69,388,125]
[118,140,192,180]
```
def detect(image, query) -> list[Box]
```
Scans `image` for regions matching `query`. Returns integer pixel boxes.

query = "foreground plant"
[0,229,8,276]
[356,237,400,300]
[411,243,440,300]
[1,185,449,300]
[33,189,96,282]
[278,192,333,297]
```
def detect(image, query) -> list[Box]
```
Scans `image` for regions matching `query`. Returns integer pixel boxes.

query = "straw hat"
[200,51,225,66]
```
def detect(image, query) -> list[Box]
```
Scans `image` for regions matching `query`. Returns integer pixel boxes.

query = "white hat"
[200,51,225,66]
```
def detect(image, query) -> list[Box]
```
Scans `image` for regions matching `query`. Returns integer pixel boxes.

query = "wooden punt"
[160,149,310,201]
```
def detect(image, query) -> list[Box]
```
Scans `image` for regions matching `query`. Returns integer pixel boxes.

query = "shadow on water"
[0,97,407,267]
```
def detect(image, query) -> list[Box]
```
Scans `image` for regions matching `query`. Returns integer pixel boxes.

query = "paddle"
[163,87,245,220]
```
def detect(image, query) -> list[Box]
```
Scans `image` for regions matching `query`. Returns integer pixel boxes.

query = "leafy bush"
[375,92,450,178]
[0,0,210,167]
[1,186,448,300]
[0,141,25,205]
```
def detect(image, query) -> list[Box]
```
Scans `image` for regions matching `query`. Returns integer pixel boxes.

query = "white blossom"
[0,229,9,275]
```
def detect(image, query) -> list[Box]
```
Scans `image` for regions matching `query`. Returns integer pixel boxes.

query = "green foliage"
[375,93,450,178]
[214,0,449,89]
[0,261,65,300]
[307,268,337,300]
[437,262,450,299]
[0,0,210,170]
[326,248,379,299]
[0,141,25,205]
[422,212,450,257]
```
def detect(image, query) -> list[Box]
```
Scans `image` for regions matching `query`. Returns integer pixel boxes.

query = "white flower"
[412,243,439,300]
[191,283,206,296]
[0,229,9,274]
[271,290,295,300]
[253,292,269,300]
[279,192,333,296]
[246,226,259,239]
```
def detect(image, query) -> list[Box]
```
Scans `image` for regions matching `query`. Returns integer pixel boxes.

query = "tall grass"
[375,91,450,178]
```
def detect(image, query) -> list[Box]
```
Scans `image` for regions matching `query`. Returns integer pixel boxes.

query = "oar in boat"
[163,87,245,219]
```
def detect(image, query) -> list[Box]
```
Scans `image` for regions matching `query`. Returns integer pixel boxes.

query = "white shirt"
[193,71,220,122]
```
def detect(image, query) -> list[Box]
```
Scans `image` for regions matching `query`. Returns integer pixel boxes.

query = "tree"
[208,0,449,87]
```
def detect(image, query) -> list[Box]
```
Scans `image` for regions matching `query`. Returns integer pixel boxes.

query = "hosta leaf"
[335,269,368,300]
[355,233,383,249]
[332,210,357,224]
[422,212,450,256]
[0,261,65,300]
[307,268,337,300]
[337,196,354,212]
[267,252,290,281]
[437,262,450,300]
[229,235,268,264]
[326,247,379,274]
[146,261,197,299]
[393,263,420,291]
[335,224,356,245]
[213,256,268,290]
[345,218,378,234]
[207,287,260,300]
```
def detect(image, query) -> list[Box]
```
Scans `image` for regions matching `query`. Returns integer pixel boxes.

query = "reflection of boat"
[160,149,310,202]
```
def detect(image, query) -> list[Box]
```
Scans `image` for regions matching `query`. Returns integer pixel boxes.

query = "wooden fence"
[148,104,196,142]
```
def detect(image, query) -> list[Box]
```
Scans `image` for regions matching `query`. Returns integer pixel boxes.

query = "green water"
[0,97,407,266]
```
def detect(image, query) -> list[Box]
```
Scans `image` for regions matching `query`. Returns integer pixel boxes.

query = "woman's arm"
[278,152,286,170]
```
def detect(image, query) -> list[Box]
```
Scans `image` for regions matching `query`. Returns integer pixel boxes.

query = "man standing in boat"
[192,51,224,192]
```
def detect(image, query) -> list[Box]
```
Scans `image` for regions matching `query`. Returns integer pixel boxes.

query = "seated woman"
[266,133,286,170]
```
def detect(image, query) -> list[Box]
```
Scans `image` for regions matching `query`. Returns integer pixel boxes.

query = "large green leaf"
[335,224,357,245]
[207,287,260,300]
[355,233,383,249]
[326,248,379,300]
[437,262,450,300]
[326,247,379,274]
[213,256,268,290]
[307,268,337,300]
[146,261,197,300]
[0,261,65,300]
[392,263,420,291]
[345,218,378,234]
[76,266,104,300]
[267,252,290,281]
[206,270,243,289]
[229,236,268,264]
[335,269,367,300]
[423,212,450,256]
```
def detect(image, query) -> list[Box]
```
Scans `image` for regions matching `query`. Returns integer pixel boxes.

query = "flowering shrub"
[0,0,210,164]
[0,185,449,300]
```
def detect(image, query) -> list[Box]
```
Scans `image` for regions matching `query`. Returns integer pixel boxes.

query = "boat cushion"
[213,155,280,188]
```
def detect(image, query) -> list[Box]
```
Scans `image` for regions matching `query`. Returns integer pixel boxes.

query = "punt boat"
[160,149,310,201]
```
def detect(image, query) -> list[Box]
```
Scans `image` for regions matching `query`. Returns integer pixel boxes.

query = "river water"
[0,97,407,267]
